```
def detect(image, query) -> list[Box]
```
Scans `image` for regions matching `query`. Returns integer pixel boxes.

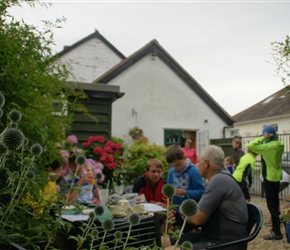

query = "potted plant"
[128,127,143,140]
[280,196,290,243]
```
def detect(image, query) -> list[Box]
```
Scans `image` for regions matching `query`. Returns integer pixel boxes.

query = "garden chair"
[207,202,263,250]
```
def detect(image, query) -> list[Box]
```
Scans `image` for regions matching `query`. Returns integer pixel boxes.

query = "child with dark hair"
[232,137,244,170]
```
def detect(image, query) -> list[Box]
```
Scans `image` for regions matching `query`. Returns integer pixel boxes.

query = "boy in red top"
[133,158,167,206]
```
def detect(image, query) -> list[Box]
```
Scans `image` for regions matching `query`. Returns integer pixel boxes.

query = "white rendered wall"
[57,38,122,83]
[106,54,228,146]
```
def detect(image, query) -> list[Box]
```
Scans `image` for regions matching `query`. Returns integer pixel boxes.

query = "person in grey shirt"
[164,145,248,250]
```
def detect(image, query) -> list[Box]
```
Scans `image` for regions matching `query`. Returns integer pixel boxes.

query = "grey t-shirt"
[198,169,248,243]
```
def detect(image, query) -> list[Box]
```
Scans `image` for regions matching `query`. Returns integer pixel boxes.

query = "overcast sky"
[8,1,290,116]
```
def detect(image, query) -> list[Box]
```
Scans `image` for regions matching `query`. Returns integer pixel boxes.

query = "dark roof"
[56,30,126,59]
[232,86,290,123]
[93,39,233,125]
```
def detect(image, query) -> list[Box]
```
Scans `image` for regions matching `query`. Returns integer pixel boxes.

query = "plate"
[82,209,95,215]
[62,205,76,210]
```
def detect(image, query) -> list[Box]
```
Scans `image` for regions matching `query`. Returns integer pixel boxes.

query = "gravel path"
[248,195,290,249]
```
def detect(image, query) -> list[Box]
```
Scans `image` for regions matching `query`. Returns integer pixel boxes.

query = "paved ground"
[248,195,290,249]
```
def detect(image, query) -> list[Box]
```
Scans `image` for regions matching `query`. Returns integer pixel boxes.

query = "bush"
[122,141,170,184]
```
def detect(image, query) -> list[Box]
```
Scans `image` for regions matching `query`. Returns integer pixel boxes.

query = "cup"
[117,199,129,213]
[109,205,123,215]
[132,204,145,214]
[98,189,109,205]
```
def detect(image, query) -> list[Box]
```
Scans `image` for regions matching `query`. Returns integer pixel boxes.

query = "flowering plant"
[82,135,125,188]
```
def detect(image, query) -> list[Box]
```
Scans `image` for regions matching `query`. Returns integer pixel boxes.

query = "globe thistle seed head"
[0,143,6,154]
[181,241,192,250]
[30,143,43,156]
[128,213,140,225]
[0,92,5,108]
[162,184,175,198]
[96,173,102,180]
[94,205,104,216]
[76,155,86,165]
[1,127,25,150]
[8,110,22,123]
[9,122,18,128]
[180,199,198,217]
[102,219,114,232]
[91,229,99,238]
[23,137,29,146]
[114,230,122,240]
[88,211,95,219]
[26,170,36,181]
[0,108,3,118]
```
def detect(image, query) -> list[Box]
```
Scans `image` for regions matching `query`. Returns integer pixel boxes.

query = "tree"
[271,35,290,87]
[0,0,86,160]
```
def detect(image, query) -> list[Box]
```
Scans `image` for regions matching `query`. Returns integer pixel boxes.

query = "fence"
[241,133,290,199]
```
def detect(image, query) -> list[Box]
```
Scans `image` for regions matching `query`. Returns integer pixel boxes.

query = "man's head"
[198,145,225,179]
[232,137,241,149]
[262,125,276,138]
[166,144,186,172]
[146,159,163,184]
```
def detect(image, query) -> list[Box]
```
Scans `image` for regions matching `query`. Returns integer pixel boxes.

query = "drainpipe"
[223,126,233,139]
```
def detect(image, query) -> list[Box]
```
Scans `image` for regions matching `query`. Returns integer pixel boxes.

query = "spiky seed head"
[94,205,104,216]
[180,199,198,217]
[181,241,192,250]
[102,219,114,232]
[1,127,25,150]
[76,155,86,165]
[8,110,22,123]
[89,212,95,219]
[0,92,5,107]
[23,137,29,146]
[0,144,6,154]
[114,230,122,240]
[91,229,99,238]
[26,170,36,181]
[128,213,140,225]
[30,143,43,156]
[0,108,3,118]
[9,122,18,128]
[96,173,102,180]
[162,183,175,198]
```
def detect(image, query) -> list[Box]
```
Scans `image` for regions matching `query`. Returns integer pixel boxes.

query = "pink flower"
[67,135,78,144]
[59,150,69,158]
[55,142,62,147]
[93,147,103,155]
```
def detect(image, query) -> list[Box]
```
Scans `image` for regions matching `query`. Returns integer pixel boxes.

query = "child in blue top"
[166,144,205,205]
[224,156,234,174]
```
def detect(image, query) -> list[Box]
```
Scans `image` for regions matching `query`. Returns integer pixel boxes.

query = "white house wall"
[105,54,228,146]
[57,38,122,83]
[233,116,290,137]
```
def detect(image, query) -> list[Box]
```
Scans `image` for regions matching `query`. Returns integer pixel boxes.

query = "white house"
[56,30,234,155]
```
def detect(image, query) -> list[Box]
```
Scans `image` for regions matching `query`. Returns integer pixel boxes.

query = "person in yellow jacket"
[247,125,284,241]
[232,149,257,202]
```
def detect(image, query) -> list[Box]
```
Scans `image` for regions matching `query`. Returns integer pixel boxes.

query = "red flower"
[107,162,117,170]
[93,147,103,155]
[104,146,113,153]
[114,143,122,149]
[82,141,91,147]
[100,153,107,162]
[95,136,105,143]
[106,155,114,163]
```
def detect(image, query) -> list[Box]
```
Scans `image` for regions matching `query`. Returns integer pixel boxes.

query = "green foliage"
[271,35,290,86]
[123,141,170,184]
[0,0,88,162]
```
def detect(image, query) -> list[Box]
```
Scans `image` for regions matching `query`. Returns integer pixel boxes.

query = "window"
[164,130,182,147]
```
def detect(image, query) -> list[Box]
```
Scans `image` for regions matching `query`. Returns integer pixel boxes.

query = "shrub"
[122,141,170,184]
